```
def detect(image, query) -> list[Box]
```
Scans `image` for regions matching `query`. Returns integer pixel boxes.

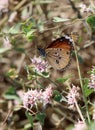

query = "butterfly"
[38,35,74,71]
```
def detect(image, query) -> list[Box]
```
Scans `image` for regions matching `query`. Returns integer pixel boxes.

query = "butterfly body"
[38,35,73,71]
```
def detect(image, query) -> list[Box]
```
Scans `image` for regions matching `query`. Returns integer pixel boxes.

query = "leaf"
[34,71,50,78]
[83,78,94,97]
[8,23,21,34]
[41,72,49,77]
[24,123,32,130]
[78,36,83,44]
[87,15,95,32]
[35,112,46,125]
[53,90,62,102]
[53,17,70,22]
[0,48,11,54]
[88,121,95,130]
[26,29,36,39]
[5,68,18,79]
[21,18,36,33]
[25,111,33,127]
[3,86,20,101]
[14,47,25,53]
[56,75,72,83]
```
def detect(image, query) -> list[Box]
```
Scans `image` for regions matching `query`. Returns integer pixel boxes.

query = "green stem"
[73,42,90,123]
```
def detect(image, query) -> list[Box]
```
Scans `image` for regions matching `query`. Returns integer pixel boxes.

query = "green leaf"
[78,36,83,44]
[87,15,95,32]
[88,121,95,130]
[53,17,70,22]
[8,23,21,34]
[3,86,20,101]
[53,90,62,102]
[41,72,49,77]
[24,123,32,130]
[21,18,36,34]
[26,29,36,39]
[33,71,49,78]
[0,48,11,54]
[36,112,46,125]
[25,111,33,127]
[83,78,94,97]
[14,47,25,53]
[5,68,18,79]
[56,75,72,83]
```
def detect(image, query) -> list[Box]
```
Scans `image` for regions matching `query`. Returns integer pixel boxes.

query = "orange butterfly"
[38,35,74,71]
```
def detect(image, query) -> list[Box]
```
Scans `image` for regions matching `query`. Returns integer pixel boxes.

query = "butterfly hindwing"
[45,48,71,70]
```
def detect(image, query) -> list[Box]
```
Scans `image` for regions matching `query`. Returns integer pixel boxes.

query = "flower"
[67,84,80,109]
[41,85,53,105]
[79,4,87,13]
[0,0,9,13]
[79,3,94,13]
[22,86,53,110]
[31,56,48,73]
[88,66,95,89]
[23,89,41,109]
[73,120,87,130]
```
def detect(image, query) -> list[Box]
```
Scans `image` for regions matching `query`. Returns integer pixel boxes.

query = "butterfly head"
[37,47,46,57]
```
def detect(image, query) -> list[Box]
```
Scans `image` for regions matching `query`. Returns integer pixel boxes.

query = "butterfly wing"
[45,35,73,70]
[45,48,71,70]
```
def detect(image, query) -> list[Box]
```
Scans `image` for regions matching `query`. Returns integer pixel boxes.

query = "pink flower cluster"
[88,66,95,89]
[73,120,87,130]
[79,3,94,13]
[22,86,53,109]
[31,56,48,73]
[67,84,80,109]
[0,0,8,13]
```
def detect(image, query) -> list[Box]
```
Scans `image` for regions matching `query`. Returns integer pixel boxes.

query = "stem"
[74,99,85,123]
[73,42,90,123]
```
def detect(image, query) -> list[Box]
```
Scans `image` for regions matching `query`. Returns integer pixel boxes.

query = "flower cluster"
[22,85,53,109]
[67,84,80,109]
[31,56,48,73]
[88,66,95,89]
[79,3,94,13]
[0,0,8,13]
[73,120,87,130]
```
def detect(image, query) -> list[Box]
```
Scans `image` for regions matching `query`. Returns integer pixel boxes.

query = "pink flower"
[88,66,95,89]
[79,4,87,13]
[23,89,40,109]
[79,3,94,13]
[22,85,53,110]
[0,0,8,13]
[41,85,53,105]
[31,56,48,73]
[67,84,80,109]
[73,120,87,130]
